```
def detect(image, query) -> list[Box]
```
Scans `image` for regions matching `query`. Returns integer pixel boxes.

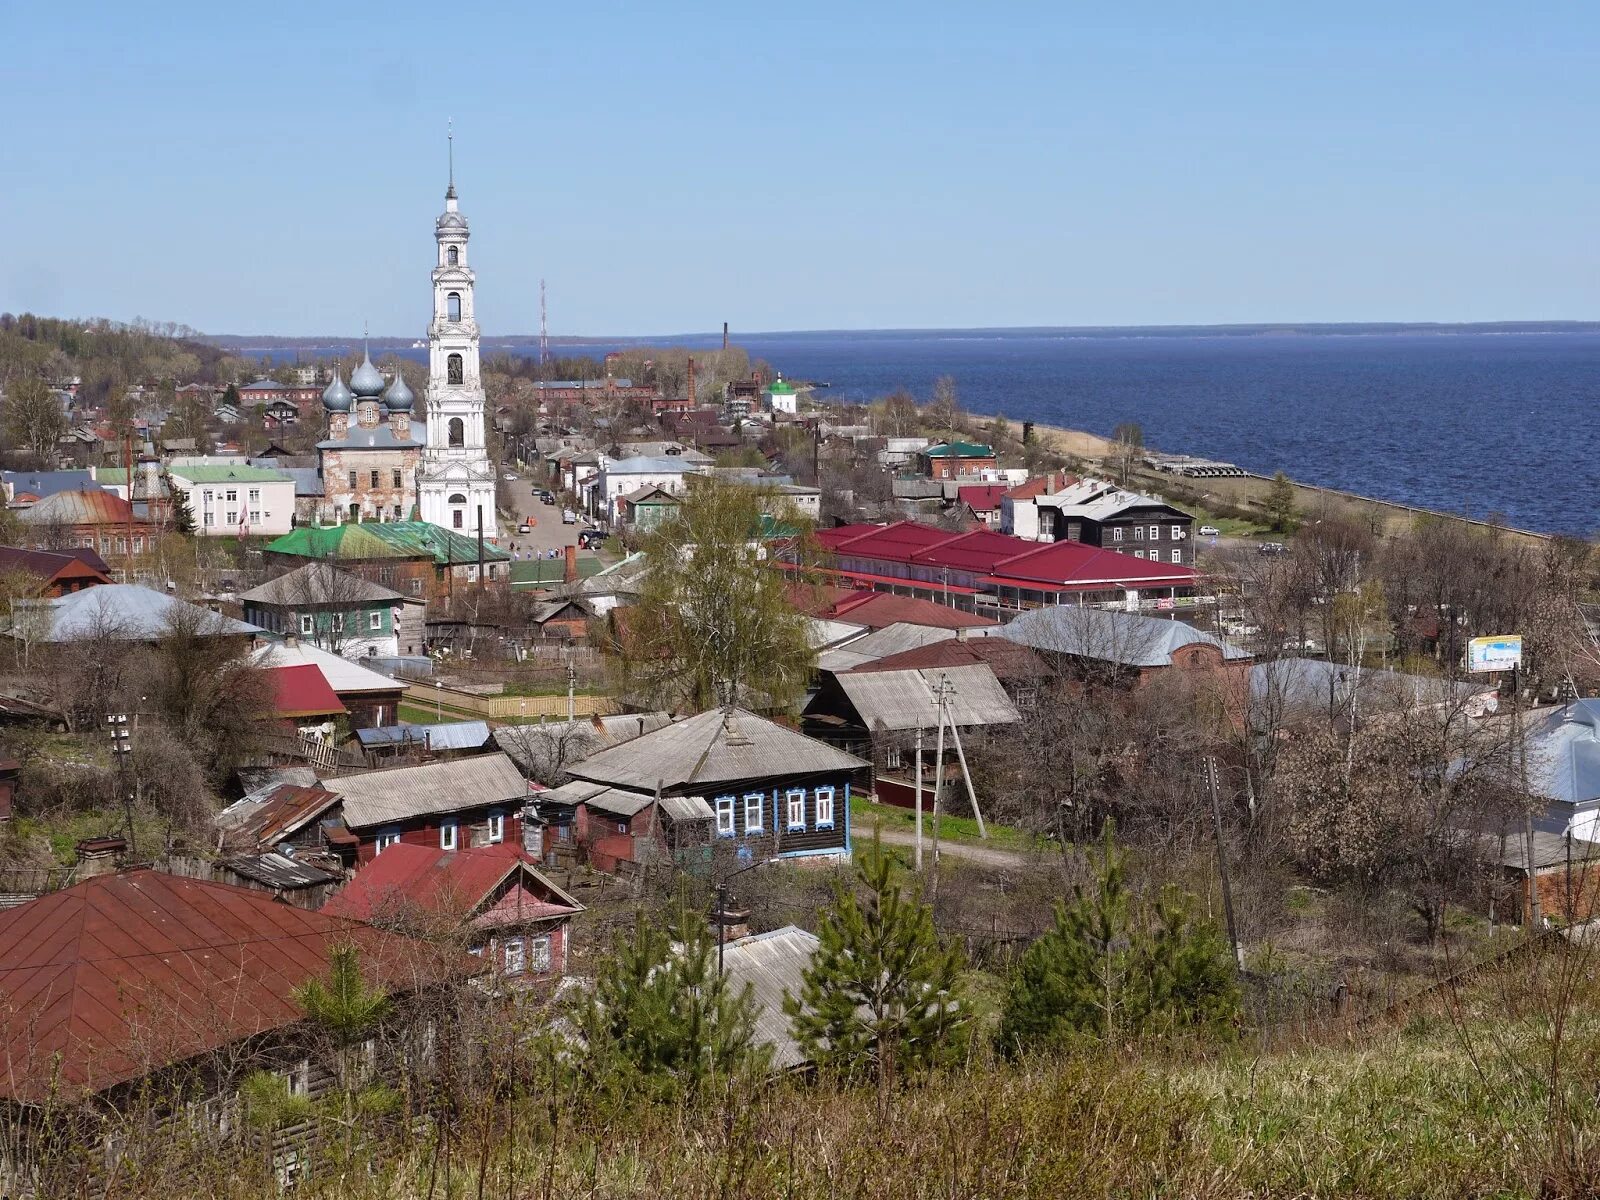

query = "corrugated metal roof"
[1524,702,1600,807]
[1001,607,1249,667]
[578,787,657,819]
[1,470,95,500]
[253,639,402,695]
[567,707,867,793]
[24,584,262,642]
[239,562,406,605]
[224,852,342,889]
[0,870,477,1103]
[718,926,819,1070]
[322,752,529,829]
[316,426,422,449]
[821,664,1021,731]
[658,794,714,822]
[168,464,291,484]
[17,487,133,527]
[265,521,511,565]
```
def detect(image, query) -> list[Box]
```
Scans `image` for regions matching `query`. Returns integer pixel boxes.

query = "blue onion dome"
[383,370,415,412]
[350,350,386,398]
[321,369,353,413]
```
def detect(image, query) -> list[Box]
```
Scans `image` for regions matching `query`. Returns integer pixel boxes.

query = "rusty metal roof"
[0,869,477,1104]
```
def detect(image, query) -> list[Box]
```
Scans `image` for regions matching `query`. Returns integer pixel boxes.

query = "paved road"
[499,471,581,561]
[869,824,1044,870]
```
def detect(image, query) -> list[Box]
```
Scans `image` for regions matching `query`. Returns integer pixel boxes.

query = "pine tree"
[294,944,392,1086]
[577,905,766,1097]
[785,843,968,1091]
[997,824,1239,1056]
[1266,470,1298,532]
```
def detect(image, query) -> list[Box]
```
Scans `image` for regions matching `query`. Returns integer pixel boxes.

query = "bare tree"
[2,375,67,464]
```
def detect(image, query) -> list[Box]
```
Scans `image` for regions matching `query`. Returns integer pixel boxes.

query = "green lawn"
[849,795,1046,853]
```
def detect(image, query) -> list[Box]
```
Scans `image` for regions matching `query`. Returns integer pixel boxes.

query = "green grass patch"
[849,795,1046,853]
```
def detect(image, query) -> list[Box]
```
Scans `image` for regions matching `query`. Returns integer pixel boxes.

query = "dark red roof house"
[0,546,113,597]
[266,663,348,724]
[0,870,478,1109]
[956,485,1007,529]
[323,842,583,986]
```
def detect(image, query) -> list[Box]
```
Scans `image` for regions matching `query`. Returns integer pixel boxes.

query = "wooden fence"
[401,681,619,721]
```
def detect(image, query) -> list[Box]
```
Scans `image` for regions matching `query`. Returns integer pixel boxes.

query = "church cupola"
[384,370,415,439]
[350,347,385,429]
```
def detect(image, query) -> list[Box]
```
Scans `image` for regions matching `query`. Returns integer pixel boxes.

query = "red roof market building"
[813,520,1199,612]
[323,842,583,986]
[0,869,476,1107]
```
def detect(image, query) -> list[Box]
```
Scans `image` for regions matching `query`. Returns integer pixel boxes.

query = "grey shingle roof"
[566,707,867,793]
[1524,701,1600,807]
[238,562,407,606]
[1000,607,1249,668]
[819,664,1021,731]
[321,753,528,829]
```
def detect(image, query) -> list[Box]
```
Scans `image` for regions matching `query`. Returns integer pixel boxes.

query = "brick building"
[316,353,422,525]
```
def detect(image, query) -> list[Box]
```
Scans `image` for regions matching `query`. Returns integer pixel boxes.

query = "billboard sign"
[1466,635,1522,674]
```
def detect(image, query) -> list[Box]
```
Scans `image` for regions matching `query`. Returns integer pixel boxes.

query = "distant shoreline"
[199,321,1600,349]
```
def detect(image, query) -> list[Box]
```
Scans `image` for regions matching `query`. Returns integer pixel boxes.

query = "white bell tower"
[417,130,497,539]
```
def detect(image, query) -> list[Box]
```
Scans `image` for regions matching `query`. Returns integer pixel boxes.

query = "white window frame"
[1148,525,1160,540]
[374,830,400,854]
[715,796,736,837]
[369,610,383,631]
[785,788,806,832]
[529,935,552,973]
[1132,525,1144,541]
[225,510,237,525]
[1170,548,1182,564]
[225,489,238,503]
[248,488,261,503]
[1111,527,1123,542]
[503,937,525,975]
[1133,549,1144,559]
[299,614,313,635]
[440,820,458,851]
[815,786,836,830]
[885,745,903,770]
[486,811,504,843]
[202,511,215,527]
[743,792,765,834]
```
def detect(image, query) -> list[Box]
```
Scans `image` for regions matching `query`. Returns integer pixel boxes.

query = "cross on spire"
[446,118,456,200]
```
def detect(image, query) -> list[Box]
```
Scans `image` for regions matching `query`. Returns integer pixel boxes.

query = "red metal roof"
[268,663,347,718]
[825,591,997,630]
[0,545,112,586]
[957,485,1007,513]
[0,870,477,1103]
[323,843,580,928]
[847,636,1045,681]
[817,520,1196,592]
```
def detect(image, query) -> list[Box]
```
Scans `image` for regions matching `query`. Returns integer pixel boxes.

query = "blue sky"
[3,1,1598,335]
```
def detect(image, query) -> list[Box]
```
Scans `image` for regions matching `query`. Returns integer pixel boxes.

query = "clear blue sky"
[4,1,1598,336]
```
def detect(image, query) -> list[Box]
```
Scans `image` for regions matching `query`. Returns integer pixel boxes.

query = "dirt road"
[867,824,1046,870]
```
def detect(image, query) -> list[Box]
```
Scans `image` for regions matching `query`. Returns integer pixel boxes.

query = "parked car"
[518,521,533,534]
[502,472,518,482]
[537,490,555,505]
[578,529,607,549]
[562,509,577,525]
[1257,541,1286,555]
[1198,525,1220,537]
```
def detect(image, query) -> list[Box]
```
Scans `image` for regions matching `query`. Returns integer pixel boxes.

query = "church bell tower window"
[447,292,461,321]
[447,246,458,266]
[448,418,464,447]
[447,354,463,385]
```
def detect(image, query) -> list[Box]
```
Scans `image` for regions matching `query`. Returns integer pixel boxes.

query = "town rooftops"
[16,487,134,527]
[957,485,1007,513]
[0,545,112,585]
[566,706,868,794]
[920,441,994,458]
[0,869,476,1104]
[1040,479,1188,522]
[253,639,403,695]
[239,561,408,606]
[849,635,1045,682]
[321,842,581,926]
[319,751,530,829]
[166,463,292,484]
[1,470,96,503]
[1521,701,1600,808]
[217,780,342,849]
[814,663,1020,731]
[16,584,262,642]
[1249,658,1497,726]
[355,719,492,752]
[806,587,999,632]
[264,521,511,565]
[601,456,706,475]
[718,925,820,1070]
[1000,607,1248,668]
[268,662,347,718]
[817,520,1197,591]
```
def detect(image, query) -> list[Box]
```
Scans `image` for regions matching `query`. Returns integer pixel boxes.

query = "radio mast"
[539,278,549,366]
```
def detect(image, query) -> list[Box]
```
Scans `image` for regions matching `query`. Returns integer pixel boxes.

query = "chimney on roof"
[956,626,968,642]
[563,544,577,585]
[74,836,127,878]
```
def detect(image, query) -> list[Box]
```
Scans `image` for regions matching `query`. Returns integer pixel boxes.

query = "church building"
[416,161,497,538]
[315,351,421,525]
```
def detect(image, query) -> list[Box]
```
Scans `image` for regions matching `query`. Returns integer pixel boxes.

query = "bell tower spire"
[445,119,456,204]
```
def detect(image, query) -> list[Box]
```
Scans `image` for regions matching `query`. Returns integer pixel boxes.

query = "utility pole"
[1205,756,1243,970]
[929,677,952,897]
[1512,662,1540,928]
[566,652,576,723]
[915,723,928,876]
[946,707,988,840]
[476,504,485,592]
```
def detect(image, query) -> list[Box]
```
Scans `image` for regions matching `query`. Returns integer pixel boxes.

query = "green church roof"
[766,379,797,394]
[264,521,511,564]
[922,441,994,458]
